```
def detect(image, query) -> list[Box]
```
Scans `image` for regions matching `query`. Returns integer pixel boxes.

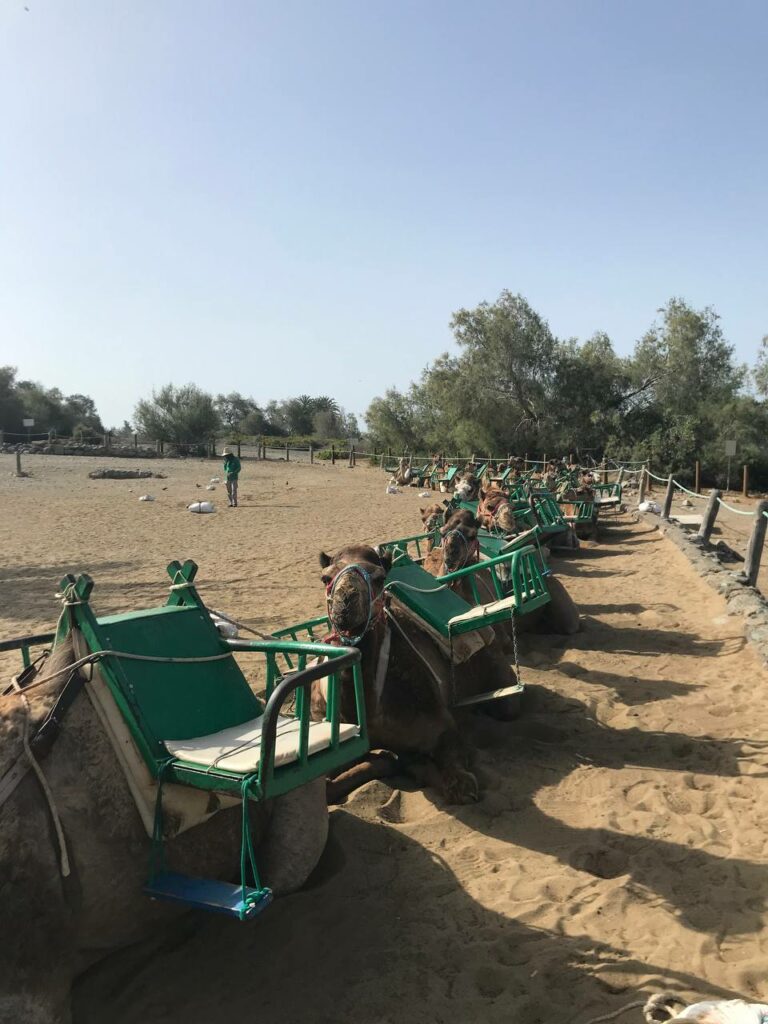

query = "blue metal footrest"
[145,871,273,920]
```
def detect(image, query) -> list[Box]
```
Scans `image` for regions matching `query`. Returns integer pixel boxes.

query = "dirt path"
[3,455,768,1022]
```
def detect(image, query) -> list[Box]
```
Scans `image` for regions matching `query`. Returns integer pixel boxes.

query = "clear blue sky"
[2,1,766,427]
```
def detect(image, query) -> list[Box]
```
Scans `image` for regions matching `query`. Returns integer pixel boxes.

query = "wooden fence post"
[331,444,336,465]
[661,474,675,520]
[743,464,749,498]
[309,442,314,464]
[133,433,138,451]
[645,460,652,492]
[348,446,355,468]
[638,467,647,503]
[237,441,241,458]
[743,500,768,587]
[694,459,701,494]
[285,443,290,462]
[379,453,385,469]
[15,450,23,477]
[697,488,722,546]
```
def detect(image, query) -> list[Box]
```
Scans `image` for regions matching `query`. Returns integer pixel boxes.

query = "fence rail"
[641,465,767,589]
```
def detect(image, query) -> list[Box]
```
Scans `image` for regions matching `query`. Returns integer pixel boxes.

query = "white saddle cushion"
[165,716,359,773]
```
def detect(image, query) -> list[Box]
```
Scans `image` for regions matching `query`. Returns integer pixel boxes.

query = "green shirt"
[223,454,241,478]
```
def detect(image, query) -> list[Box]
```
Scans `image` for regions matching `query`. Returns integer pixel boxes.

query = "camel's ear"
[377,550,392,575]
[319,551,332,568]
[419,507,425,515]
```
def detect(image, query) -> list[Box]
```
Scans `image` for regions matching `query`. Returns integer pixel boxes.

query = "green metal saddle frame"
[379,543,550,636]
[559,499,596,525]
[431,464,458,489]
[53,560,368,919]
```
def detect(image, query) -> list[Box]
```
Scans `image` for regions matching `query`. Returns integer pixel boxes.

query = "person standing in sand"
[222,447,241,507]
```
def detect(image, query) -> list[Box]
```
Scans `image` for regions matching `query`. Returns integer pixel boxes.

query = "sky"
[1,0,767,428]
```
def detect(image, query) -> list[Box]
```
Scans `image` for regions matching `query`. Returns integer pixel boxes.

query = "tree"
[753,335,768,398]
[364,388,421,450]
[134,384,220,444]
[450,291,560,436]
[0,366,25,433]
[214,392,260,432]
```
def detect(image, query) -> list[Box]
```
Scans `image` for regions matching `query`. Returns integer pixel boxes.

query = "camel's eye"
[321,570,336,587]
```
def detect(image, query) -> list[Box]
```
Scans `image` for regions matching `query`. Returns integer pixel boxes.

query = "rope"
[581,1000,649,1024]
[383,607,448,697]
[11,648,234,696]
[208,608,276,642]
[12,677,71,878]
[716,497,754,516]
[647,470,670,483]
[326,564,379,645]
[672,481,707,500]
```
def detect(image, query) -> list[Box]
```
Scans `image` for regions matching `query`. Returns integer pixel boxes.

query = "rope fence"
[639,464,768,589]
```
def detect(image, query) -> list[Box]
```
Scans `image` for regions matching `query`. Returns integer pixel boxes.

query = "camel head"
[319,545,392,644]
[479,487,518,535]
[455,473,480,501]
[420,503,446,534]
[438,510,480,574]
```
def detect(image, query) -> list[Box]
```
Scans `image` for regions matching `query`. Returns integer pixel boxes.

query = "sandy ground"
[2,454,768,1024]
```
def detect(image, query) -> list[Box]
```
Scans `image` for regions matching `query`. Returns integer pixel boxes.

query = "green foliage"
[753,335,768,398]
[364,292,762,481]
[0,366,104,436]
[134,384,220,444]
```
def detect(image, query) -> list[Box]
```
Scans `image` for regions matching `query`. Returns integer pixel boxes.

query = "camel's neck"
[340,619,388,722]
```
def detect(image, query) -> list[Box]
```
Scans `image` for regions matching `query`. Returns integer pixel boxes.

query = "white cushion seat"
[164,716,359,773]
[448,594,519,627]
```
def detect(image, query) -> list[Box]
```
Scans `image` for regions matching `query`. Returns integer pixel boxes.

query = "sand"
[2,454,768,1024]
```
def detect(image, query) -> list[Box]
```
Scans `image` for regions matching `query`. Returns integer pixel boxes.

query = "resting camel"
[477,486,523,534]
[315,544,480,805]
[0,634,328,1023]
[454,471,481,501]
[420,501,449,547]
[393,457,413,487]
[558,473,599,538]
[425,509,580,638]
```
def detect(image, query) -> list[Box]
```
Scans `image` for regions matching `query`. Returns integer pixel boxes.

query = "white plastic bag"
[188,501,215,513]
[638,500,661,514]
[138,494,155,502]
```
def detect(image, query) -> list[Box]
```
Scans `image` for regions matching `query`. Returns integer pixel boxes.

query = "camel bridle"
[325,564,387,646]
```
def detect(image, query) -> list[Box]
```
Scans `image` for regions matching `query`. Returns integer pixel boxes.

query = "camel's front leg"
[326,749,400,804]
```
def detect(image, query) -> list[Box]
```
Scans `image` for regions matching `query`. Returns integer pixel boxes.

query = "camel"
[558,474,599,538]
[393,457,413,487]
[454,471,481,501]
[0,632,331,1023]
[314,544,479,805]
[426,509,580,638]
[477,486,522,534]
[420,501,449,548]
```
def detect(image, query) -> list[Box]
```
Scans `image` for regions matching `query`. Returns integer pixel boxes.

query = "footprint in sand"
[568,843,630,879]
